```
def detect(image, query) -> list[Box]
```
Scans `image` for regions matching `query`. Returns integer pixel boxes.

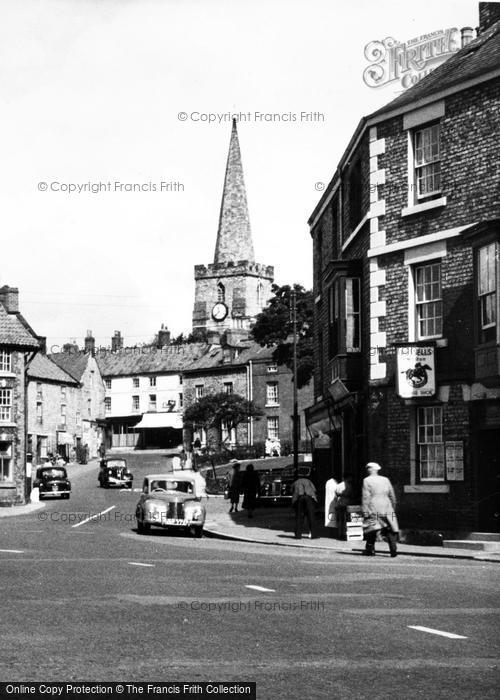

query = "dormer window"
[0,350,11,373]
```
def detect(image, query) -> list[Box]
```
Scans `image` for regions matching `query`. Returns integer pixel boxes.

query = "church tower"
[192,120,274,337]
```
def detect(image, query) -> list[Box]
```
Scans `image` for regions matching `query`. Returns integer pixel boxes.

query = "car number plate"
[165,518,188,526]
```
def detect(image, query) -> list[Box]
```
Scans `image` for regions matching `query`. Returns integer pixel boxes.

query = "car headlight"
[186,507,204,521]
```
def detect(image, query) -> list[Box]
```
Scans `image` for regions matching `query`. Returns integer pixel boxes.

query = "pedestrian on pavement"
[333,474,353,538]
[292,470,318,539]
[324,475,338,532]
[362,462,398,557]
[241,463,260,518]
[228,461,241,513]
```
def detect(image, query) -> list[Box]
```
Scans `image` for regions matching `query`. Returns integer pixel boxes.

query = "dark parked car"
[98,458,133,488]
[257,468,286,504]
[34,465,71,500]
[280,463,314,500]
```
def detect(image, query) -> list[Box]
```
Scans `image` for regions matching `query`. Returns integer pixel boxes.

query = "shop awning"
[134,412,183,430]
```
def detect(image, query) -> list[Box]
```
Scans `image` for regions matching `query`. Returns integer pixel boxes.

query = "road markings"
[0,549,24,554]
[71,505,116,528]
[408,625,467,639]
[245,585,276,592]
[128,562,155,568]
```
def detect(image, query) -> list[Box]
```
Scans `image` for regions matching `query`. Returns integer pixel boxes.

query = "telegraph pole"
[291,289,299,472]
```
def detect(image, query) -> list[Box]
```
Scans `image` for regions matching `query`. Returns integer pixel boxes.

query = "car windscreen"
[150,480,194,494]
[105,460,126,468]
[40,468,67,479]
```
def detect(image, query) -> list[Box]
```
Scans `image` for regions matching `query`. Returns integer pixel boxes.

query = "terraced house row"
[307,2,500,533]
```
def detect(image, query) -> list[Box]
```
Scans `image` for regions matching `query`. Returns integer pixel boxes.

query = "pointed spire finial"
[213,120,255,264]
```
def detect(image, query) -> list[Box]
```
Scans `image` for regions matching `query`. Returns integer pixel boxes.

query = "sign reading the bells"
[396,345,436,398]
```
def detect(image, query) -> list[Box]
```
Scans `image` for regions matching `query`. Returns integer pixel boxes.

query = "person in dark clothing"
[228,461,241,513]
[241,464,260,518]
[292,472,318,539]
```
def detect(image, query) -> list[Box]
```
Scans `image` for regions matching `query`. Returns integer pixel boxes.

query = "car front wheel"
[191,526,203,538]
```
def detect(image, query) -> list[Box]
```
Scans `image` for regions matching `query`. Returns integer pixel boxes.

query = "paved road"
[0,461,499,699]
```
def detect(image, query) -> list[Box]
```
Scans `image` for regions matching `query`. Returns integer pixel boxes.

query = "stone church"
[192,119,274,336]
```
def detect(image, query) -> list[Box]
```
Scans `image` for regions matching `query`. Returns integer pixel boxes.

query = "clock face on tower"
[212,302,228,321]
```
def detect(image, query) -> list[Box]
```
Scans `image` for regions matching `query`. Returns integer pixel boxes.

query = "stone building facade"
[308,5,500,533]
[0,286,40,505]
[193,119,274,335]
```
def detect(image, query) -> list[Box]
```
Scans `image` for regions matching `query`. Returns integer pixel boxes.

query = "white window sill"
[0,481,16,489]
[0,372,15,378]
[265,404,280,409]
[401,197,447,217]
[0,422,16,428]
[404,484,450,493]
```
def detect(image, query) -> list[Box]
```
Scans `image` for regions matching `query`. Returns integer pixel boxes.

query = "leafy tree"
[170,329,208,345]
[184,392,263,450]
[251,283,314,388]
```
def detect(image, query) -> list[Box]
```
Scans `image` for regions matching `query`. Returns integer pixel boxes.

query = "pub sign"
[396,345,436,398]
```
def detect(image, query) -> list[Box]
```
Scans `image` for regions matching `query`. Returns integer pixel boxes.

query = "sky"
[0,0,479,349]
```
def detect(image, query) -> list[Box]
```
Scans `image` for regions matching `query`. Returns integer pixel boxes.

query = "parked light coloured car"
[34,465,71,500]
[135,473,206,537]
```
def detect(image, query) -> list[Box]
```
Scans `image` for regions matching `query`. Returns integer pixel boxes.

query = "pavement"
[203,497,500,563]
[1,458,499,698]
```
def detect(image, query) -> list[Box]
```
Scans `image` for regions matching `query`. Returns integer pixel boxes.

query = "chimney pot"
[461,26,475,47]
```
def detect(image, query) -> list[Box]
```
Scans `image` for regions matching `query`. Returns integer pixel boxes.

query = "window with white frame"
[104,397,111,414]
[0,389,12,422]
[132,395,140,411]
[345,277,361,352]
[0,441,12,481]
[415,262,442,339]
[105,378,112,390]
[223,382,233,394]
[149,376,156,387]
[60,404,66,425]
[266,382,279,405]
[221,420,236,444]
[195,385,204,399]
[36,382,42,400]
[76,411,81,425]
[36,401,43,424]
[478,242,497,343]
[417,406,444,481]
[266,364,278,373]
[133,377,140,388]
[61,386,66,398]
[0,350,12,372]
[148,394,157,411]
[414,123,441,199]
[267,416,279,440]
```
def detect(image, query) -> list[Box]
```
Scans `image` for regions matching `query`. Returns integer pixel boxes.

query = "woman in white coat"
[362,462,398,557]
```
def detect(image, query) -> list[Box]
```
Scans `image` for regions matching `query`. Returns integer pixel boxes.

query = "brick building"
[182,333,313,453]
[307,4,500,533]
[0,286,40,505]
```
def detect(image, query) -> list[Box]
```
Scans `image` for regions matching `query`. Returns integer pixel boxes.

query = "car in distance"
[257,468,286,504]
[135,473,206,537]
[98,458,133,489]
[34,465,71,500]
[280,463,314,500]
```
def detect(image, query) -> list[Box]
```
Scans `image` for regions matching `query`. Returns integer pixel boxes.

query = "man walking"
[292,470,318,539]
[362,462,398,557]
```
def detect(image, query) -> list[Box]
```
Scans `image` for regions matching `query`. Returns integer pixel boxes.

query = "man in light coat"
[362,462,398,557]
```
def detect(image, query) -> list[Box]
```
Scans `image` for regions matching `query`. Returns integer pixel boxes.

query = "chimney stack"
[207,330,220,346]
[111,330,123,352]
[478,2,500,34]
[461,27,475,47]
[0,285,19,314]
[84,330,95,355]
[157,323,171,348]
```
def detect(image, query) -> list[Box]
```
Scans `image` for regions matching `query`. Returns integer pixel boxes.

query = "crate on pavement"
[345,505,364,541]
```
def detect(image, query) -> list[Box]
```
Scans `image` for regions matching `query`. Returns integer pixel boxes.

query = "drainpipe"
[24,348,39,503]
[248,360,254,446]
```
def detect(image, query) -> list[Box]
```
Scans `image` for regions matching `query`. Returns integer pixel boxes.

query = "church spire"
[213,119,255,264]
